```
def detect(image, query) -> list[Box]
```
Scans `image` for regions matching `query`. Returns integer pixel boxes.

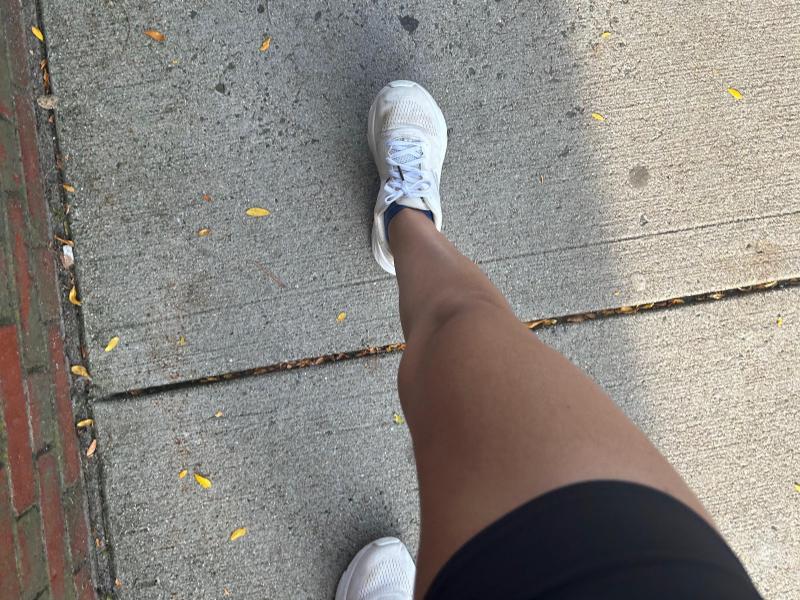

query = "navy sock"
[384,203,434,242]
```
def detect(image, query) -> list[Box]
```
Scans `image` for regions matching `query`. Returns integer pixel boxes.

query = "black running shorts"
[426,481,762,599]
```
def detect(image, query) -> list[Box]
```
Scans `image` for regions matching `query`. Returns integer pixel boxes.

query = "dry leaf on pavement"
[179,469,188,479]
[62,183,76,192]
[337,312,347,322]
[144,29,166,42]
[70,365,91,379]
[36,95,58,110]
[86,439,97,457]
[194,473,212,489]
[76,418,94,429]
[229,527,247,541]
[31,26,44,42]
[259,36,272,52]
[727,87,742,100]
[104,336,120,352]
[245,207,270,217]
[68,286,81,306]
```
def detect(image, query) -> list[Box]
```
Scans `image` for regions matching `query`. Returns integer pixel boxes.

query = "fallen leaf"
[197,227,211,237]
[259,36,272,52]
[727,87,742,100]
[178,469,188,479]
[201,194,212,202]
[86,439,97,457]
[538,174,544,184]
[194,473,212,489]
[776,317,783,327]
[229,527,247,541]
[76,418,94,429]
[245,207,270,217]
[70,365,91,379]
[115,578,123,589]
[794,482,800,493]
[392,412,405,425]
[224,588,231,597]
[31,26,44,42]
[618,306,635,314]
[600,31,613,39]
[36,95,58,110]
[104,336,120,352]
[590,112,606,122]
[177,335,187,346]
[214,410,224,418]
[55,235,73,246]
[144,29,166,42]
[68,286,81,306]
[336,311,347,322]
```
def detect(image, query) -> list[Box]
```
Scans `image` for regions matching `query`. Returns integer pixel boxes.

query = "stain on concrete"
[214,83,226,94]
[629,165,650,188]
[400,15,419,33]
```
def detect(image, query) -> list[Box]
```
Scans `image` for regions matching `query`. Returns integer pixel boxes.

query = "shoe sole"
[368,80,448,275]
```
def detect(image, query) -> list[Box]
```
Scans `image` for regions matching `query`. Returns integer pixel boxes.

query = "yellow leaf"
[144,29,166,42]
[245,207,270,217]
[104,336,120,352]
[177,335,187,346]
[194,473,212,489]
[600,31,613,39]
[214,410,224,418]
[31,26,44,42]
[392,412,405,425]
[229,527,247,541]
[76,418,94,429]
[197,227,211,237]
[178,469,188,479]
[68,286,81,306]
[336,311,347,322]
[86,439,97,457]
[62,183,76,193]
[70,365,91,379]
[794,482,800,493]
[259,36,272,52]
[727,87,742,100]
[776,317,783,327]
[590,112,606,122]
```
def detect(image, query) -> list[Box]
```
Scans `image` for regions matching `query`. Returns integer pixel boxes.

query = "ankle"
[386,204,435,244]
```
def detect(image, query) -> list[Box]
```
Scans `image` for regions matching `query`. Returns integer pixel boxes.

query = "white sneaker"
[368,80,448,275]
[335,537,416,600]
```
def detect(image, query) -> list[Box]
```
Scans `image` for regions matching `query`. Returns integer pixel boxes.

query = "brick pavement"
[0,0,94,597]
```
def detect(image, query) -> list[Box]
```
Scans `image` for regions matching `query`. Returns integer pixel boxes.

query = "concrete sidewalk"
[16,0,800,597]
[94,289,800,599]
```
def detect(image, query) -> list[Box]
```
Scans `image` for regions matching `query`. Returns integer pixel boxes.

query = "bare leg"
[389,209,714,597]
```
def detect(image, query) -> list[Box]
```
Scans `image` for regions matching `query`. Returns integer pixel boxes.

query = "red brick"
[0,101,14,122]
[35,245,62,323]
[14,94,49,246]
[37,453,68,600]
[48,325,80,486]
[73,565,95,600]
[2,0,31,95]
[16,506,49,600]
[64,482,90,571]
[7,198,31,330]
[0,325,35,513]
[25,371,56,455]
[0,467,22,599]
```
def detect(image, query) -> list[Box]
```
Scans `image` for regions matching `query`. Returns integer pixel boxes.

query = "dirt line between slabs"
[100,277,800,402]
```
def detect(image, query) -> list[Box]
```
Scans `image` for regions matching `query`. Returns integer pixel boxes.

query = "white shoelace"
[383,138,433,203]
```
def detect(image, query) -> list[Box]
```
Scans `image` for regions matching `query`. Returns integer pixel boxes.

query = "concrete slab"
[42,0,800,393]
[94,287,800,599]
